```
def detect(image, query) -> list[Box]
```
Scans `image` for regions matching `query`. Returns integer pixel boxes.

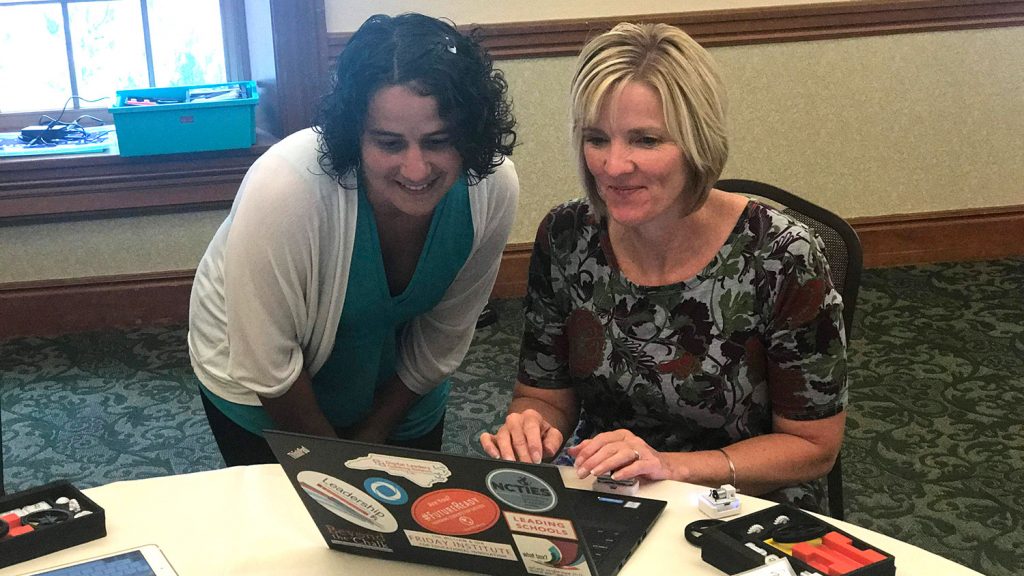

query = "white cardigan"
[188,128,519,405]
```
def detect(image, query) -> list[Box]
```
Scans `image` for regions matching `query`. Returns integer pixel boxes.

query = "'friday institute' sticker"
[346,453,451,487]
[405,530,517,560]
[486,469,557,513]
[297,470,398,533]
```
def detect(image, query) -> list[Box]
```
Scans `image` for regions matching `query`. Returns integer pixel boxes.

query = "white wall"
[492,27,1024,241]
[325,0,854,32]
[1,2,1020,284]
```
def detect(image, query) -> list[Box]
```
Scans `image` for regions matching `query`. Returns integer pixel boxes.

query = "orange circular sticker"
[411,489,501,536]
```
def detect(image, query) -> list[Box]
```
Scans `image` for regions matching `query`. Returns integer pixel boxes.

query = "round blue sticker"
[364,477,408,505]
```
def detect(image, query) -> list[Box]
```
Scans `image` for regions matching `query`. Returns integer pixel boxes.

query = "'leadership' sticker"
[298,470,398,533]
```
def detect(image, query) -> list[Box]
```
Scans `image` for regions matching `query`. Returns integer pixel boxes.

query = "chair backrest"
[0,406,4,496]
[716,179,863,520]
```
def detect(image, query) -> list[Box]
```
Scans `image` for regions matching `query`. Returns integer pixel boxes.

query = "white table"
[1,465,982,575]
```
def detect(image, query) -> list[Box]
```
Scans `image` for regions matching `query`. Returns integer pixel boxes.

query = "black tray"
[700,504,895,576]
[0,480,106,569]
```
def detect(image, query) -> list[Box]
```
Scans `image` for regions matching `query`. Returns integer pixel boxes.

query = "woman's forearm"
[659,414,844,494]
[259,369,337,438]
[352,374,423,444]
[507,385,579,441]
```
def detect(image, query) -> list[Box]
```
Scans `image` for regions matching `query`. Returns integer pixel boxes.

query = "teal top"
[202,177,474,440]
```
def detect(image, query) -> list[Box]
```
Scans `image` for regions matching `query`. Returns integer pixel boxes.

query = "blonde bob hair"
[571,22,728,217]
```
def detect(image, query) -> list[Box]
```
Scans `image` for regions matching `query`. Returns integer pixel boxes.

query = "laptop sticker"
[503,512,578,540]
[346,453,451,487]
[325,524,394,553]
[297,470,399,533]
[411,488,501,536]
[404,530,518,560]
[363,477,408,505]
[486,469,557,513]
[512,534,594,576]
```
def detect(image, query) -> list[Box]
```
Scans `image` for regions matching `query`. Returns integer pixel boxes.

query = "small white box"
[698,484,741,519]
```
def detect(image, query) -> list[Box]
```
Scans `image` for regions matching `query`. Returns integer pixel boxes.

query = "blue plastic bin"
[109,80,258,156]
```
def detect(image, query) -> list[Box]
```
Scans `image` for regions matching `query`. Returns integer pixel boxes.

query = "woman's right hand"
[259,370,338,438]
[480,409,564,464]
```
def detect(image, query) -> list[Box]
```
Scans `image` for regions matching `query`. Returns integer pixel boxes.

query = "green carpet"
[2,258,1021,575]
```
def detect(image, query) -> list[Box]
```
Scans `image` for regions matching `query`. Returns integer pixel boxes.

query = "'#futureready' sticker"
[298,470,398,533]
[411,489,501,536]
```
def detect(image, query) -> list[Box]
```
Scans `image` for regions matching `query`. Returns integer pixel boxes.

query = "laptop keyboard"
[582,525,623,562]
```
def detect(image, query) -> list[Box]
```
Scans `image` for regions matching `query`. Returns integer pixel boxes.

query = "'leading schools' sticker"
[486,469,557,513]
[411,489,501,536]
[297,470,398,533]
[504,512,577,540]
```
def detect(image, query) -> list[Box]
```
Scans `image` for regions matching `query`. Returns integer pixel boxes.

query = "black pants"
[200,388,445,467]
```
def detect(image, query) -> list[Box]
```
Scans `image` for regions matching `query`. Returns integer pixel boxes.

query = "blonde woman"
[482,23,846,513]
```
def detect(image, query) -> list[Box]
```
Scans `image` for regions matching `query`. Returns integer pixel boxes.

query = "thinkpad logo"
[287,445,310,459]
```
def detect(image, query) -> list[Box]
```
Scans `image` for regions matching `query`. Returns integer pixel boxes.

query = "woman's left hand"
[567,429,675,482]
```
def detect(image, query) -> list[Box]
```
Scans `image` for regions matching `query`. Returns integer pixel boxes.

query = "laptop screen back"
[265,430,663,576]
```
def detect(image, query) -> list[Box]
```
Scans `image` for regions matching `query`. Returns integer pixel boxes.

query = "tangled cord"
[18,96,112,147]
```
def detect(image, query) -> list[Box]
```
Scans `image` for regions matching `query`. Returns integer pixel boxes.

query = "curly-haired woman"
[190,13,519,465]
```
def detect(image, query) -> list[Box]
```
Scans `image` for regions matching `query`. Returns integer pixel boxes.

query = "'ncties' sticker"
[486,469,557,513]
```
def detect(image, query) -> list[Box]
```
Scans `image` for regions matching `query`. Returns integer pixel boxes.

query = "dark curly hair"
[314,13,517,185]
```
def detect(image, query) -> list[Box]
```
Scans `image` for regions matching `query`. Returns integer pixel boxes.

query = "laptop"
[265,430,666,576]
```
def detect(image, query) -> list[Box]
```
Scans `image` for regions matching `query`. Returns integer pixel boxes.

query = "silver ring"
[632,449,641,462]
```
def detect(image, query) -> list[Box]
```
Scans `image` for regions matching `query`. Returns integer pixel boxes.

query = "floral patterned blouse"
[517,198,848,512]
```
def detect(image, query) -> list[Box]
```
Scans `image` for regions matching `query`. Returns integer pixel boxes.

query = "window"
[0,0,227,126]
[0,0,328,225]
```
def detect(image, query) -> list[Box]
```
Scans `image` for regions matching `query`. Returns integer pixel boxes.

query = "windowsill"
[0,129,279,226]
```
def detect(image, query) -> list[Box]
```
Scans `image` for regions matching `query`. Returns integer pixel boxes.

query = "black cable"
[684,518,724,547]
[73,114,105,126]
[771,522,828,544]
[39,95,108,129]
[19,95,111,148]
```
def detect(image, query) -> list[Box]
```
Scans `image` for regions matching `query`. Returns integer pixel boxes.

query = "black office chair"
[1,406,5,496]
[716,178,863,521]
